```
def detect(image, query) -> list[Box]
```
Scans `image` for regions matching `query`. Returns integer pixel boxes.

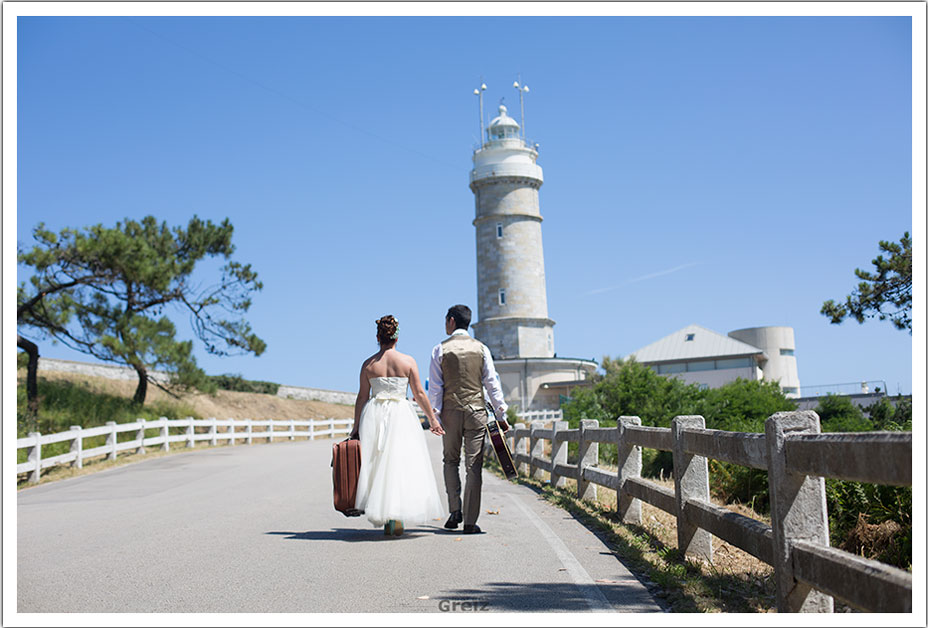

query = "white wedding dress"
[355,377,446,527]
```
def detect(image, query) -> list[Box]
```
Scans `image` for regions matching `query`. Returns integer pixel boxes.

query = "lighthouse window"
[496,223,503,238]
[780,348,795,356]
[499,289,506,305]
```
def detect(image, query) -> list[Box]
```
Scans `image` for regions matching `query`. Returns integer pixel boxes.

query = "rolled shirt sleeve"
[428,343,444,417]
[481,345,508,418]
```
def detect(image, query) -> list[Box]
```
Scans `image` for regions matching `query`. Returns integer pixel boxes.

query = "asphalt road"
[17,433,663,614]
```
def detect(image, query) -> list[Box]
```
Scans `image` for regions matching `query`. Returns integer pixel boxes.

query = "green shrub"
[17,377,201,465]
[815,394,871,432]
[826,478,911,569]
[862,395,912,431]
[697,379,796,433]
[206,373,279,395]
[558,359,910,567]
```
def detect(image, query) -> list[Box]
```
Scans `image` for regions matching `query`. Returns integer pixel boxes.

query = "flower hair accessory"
[391,326,400,340]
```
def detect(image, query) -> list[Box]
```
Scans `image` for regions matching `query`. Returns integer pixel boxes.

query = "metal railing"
[798,380,889,397]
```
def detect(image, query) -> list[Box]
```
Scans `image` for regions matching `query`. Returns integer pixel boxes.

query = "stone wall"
[276,385,354,405]
[37,357,171,383]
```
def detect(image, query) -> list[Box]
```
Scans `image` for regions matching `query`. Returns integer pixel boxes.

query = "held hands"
[428,417,445,436]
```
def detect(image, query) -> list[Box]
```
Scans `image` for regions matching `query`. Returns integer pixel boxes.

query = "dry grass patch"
[31,370,353,421]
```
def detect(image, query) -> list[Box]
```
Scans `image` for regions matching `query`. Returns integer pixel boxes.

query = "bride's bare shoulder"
[393,350,419,373]
[360,353,381,373]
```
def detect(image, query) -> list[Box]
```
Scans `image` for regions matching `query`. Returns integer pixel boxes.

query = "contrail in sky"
[586,262,702,296]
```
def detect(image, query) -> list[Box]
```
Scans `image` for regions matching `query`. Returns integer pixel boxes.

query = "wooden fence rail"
[504,410,912,613]
[17,416,354,483]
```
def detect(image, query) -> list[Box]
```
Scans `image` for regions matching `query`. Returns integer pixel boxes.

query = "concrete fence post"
[514,423,530,475]
[308,420,315,441]
[186,418,194,448]
[27,432,41,484]
[530,420,545,480]
[209,418,218,446]
[247,420,253,445]
[160,417,170,452]
[577,419,599,501]
[671,415,712,562]
[617,416,642,525]
[70,426,83,469]
[289,419,295,441]
[106,421,118,461]
[229,419,236,446]
[765,411,833,613]
[136,418,146,455]
[329,417,335,439]
[550,420,569,489]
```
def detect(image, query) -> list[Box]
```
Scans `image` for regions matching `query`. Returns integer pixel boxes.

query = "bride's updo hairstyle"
[376,315,399,346]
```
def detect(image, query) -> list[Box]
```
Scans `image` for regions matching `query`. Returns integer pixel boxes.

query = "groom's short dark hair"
[446,305,471,331]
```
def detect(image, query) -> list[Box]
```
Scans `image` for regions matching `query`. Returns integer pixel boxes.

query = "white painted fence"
[17,416,353,483]
[506,411,912,614]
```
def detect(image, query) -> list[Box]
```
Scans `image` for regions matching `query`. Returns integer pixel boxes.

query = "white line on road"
[508,493,613,612]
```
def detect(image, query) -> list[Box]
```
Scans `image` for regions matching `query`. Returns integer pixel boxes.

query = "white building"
[468,96,596,411]
[628,324,801,397]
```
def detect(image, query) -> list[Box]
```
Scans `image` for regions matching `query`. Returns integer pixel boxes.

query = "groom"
[428,304,508,535]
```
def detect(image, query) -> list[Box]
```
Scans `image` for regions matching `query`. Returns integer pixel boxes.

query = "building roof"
[628,324,765,364]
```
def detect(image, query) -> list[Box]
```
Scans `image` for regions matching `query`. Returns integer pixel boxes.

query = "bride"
[350,315,446,536]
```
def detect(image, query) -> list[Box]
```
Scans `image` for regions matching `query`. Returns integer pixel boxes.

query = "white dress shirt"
[428,328,508,419]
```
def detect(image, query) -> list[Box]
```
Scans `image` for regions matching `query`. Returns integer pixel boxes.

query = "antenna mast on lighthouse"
[513,77,529,140]
[474,81,487,144]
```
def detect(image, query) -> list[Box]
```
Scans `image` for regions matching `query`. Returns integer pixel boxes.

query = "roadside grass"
[17,374,202,466]
[484,455,777,612]
[16,373,348,489]
[17,373,200,434]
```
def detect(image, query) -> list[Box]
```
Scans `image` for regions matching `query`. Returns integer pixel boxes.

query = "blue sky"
[12,10,920,397]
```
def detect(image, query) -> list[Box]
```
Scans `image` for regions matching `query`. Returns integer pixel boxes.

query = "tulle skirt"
[355,397,446,527]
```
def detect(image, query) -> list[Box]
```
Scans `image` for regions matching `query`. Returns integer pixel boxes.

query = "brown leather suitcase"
[331,438,363,516]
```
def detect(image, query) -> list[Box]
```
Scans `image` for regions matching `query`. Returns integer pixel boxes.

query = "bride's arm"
[408,359,444,436]
[351,367,371,439]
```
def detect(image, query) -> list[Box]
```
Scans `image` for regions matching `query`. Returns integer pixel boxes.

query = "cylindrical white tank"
[727,326,801,397]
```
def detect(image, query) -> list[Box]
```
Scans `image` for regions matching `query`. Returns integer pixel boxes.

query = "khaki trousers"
[440,407,487,526]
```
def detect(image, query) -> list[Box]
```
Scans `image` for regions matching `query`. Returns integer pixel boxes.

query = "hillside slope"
[22,370,354,421]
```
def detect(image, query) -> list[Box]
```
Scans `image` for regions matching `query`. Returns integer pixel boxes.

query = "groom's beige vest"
[440,334,487,414]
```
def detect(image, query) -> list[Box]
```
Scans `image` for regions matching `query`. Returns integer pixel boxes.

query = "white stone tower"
[468,88,596,412]
[469,104,554,359]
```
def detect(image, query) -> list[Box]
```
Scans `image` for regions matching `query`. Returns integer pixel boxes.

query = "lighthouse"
[469,85,596,412]
[469,103,553,360]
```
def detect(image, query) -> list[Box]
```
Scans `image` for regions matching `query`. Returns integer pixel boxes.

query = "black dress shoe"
[462,524,482,534]
[444,510,463,529]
